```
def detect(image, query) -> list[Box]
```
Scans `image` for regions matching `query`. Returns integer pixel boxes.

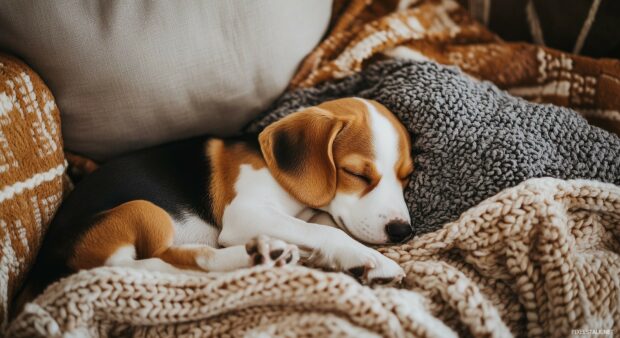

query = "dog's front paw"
[245,235,300,267]
[365,255,405,286]
[345,250,405,286]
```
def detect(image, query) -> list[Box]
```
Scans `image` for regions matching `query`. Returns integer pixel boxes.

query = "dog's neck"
[204,133,268,225]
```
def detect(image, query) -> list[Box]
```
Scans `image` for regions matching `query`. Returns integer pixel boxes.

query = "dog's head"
[259,97,413,244]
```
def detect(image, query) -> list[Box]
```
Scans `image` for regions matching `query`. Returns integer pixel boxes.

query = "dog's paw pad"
[369,275,404,286]
[269,249,284,260]
[246,235,299,267]
[348,266,366,278]
[347,262,375,279]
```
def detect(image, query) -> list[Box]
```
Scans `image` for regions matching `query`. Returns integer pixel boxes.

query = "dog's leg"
[69,200,298,274]
[105,240,299,273]
[158,236,299,272]
[219,205,404,285]
[103,245,189,274]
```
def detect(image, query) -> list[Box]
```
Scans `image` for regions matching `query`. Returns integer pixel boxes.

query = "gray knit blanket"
[247,60,620,235]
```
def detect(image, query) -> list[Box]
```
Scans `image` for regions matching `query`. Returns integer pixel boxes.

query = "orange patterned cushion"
[0,55,68,331]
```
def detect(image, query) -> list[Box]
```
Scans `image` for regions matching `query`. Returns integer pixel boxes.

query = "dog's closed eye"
[342,167,372,185]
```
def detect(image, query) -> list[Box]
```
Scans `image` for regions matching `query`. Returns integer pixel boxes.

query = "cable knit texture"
[248,60,620,235]
[7,178,620,337]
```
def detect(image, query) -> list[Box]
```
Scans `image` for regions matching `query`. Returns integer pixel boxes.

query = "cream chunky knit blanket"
[8,178,620,337]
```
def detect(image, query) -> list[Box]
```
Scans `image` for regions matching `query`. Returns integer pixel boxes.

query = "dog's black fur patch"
[273,130,304,172]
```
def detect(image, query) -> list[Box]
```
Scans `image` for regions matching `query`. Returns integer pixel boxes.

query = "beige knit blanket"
[8,178,620,337]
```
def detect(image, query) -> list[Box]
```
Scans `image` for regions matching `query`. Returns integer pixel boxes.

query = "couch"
[2,0,619,337]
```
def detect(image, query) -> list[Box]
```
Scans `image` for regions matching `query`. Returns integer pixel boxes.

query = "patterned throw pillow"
[0,55,68,331]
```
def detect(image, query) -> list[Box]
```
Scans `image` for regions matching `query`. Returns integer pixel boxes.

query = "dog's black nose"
[385,221,413,243]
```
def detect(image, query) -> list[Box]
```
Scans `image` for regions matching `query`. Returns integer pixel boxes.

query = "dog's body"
[28,97,414,295]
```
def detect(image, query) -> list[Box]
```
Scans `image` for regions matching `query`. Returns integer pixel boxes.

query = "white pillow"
[0,1,331,160]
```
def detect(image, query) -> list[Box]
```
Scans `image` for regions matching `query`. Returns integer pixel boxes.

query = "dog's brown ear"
[259,107,345,208]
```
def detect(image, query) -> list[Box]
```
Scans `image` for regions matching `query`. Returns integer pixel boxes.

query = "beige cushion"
[0,1,331,160]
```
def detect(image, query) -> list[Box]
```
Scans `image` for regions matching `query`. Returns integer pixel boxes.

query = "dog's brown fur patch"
[207,139,265,225]
[369,100,413,185]
[69,200,215,271]
[320,99,378,196]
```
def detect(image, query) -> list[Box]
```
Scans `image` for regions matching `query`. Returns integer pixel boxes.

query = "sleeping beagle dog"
[29,97,413,291]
